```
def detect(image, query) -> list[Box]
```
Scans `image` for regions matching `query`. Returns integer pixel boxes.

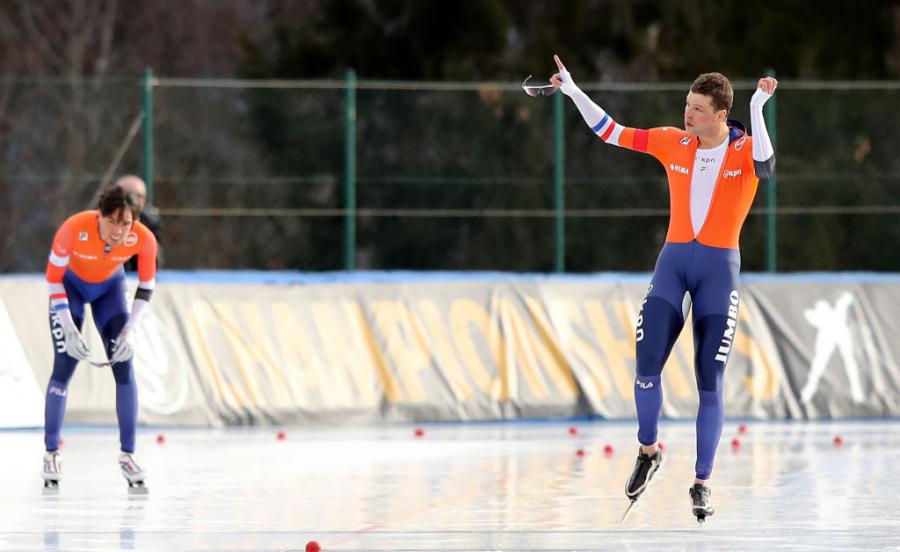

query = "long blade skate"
[693,505,714,523]
[127,480,148,495]
[620,447,665,523]
[619,499,638,523]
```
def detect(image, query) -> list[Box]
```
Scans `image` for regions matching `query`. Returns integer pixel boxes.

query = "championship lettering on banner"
[1,274,897,426]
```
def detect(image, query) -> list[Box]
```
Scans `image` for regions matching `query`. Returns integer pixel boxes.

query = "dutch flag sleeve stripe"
[607,124,625,146]
[600,121,620,142]
[591,114,610,133]
[567,87,631,148]
[47,282,69,311]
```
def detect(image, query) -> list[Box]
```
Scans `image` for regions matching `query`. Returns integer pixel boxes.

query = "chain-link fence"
[2,76,899,273]
[0,77,143,272]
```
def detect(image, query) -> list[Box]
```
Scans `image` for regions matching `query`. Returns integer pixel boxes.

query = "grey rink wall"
[0,272,897,428]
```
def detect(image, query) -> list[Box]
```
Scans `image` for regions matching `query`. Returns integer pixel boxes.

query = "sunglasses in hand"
[522,75,558,97]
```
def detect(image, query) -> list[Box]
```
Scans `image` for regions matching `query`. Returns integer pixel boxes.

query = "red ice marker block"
[414,427,425,438]
[576,448,586,457]
[658,441,666,451]
[738,424,748,435]
[306,541,321,552]
[568,426,579,437]
[58,437,65,449]
[603,444,614,457]
[731,437,742,448]
[277,431,286,441]
[833,435,844,447]
[156,434,166,445]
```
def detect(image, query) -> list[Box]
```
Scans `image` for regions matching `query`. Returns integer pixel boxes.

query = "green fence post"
[765,70,777,273]
[142,68,154,203]
[344,70,358,271]
[553,89,565,273]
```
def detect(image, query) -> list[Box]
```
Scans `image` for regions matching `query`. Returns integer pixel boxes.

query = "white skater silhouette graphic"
[800,292,864,403]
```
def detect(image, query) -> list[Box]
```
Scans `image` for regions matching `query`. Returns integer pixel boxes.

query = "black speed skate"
[625,448,664,499]
[620,447,664,522]
[689,484,715,522]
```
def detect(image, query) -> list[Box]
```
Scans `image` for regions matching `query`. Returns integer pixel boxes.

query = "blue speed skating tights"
[633,241,740,480]
[45,269,137,453]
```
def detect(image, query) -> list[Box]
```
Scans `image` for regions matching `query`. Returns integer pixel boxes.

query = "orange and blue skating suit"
[598,119,759,249]
[46,210,157,311]
[43,210,157,454]
[594,116,761,480]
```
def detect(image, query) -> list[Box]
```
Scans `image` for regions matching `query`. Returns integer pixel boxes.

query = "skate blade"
[127,482,148,495]
[42,480,59,494]
[693,508,714,523]
[619,499,637,523]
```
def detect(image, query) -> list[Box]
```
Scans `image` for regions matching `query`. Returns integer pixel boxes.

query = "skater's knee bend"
[698,388,722,408]
[636,346,665,378]
[695,361,724,393]
[112,362,134,385]
[693,314,731,392]
[101,313,129,342]
[635,297,684,378]
[50,363,77,385]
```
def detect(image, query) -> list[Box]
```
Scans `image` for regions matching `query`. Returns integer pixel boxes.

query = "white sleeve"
[558,68,624,144]
[750,89,775,178]
[123,298,150,331]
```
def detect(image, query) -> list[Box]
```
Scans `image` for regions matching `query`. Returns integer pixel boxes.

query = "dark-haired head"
[98,184,141,221]
[96,185,141,248]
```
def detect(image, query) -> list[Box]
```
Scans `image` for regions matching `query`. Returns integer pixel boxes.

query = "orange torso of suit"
[617,124,759,250]
[46,210,158,284]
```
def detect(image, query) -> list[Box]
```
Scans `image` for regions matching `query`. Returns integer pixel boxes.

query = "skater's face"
[684,92,726,137]
[98,208,134,247]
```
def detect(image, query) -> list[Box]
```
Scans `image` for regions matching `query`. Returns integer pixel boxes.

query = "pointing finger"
[553,54,565,71]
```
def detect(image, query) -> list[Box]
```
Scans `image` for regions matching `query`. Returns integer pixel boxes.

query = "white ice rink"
[1,421,898,551]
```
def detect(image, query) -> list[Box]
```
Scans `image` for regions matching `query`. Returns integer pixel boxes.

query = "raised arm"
[550,55,627,146]
[750,77,778,179]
